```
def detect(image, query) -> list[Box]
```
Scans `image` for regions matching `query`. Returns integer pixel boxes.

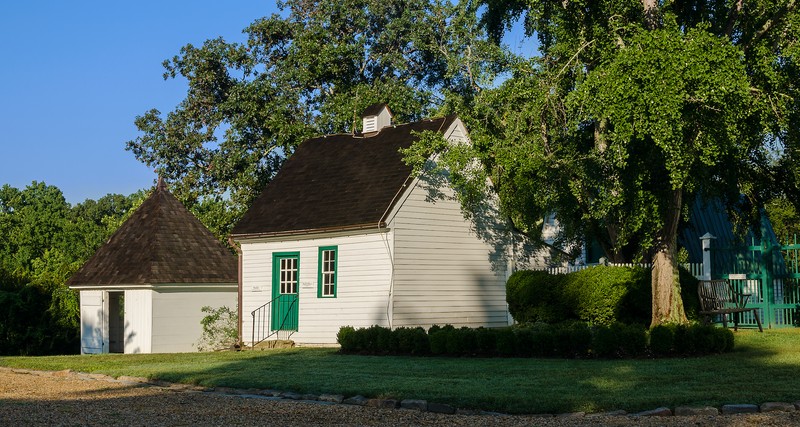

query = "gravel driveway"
[2,367,799,426]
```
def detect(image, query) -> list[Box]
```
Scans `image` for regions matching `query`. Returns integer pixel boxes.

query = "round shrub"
[563,266,649,326]
[514,327,535,357]
[618,323,647,357]
[392,327,429,355]
[337,326,358,352]
[648,324,676,356]
[495,327,516,356]
[529,325,556,357]
[591,323,646,358]
[506,270,569,324]
[429,329,449,355]
[591,325,617,358]
[474,327,497,355]
[563,322,592,358]
[445,328,467,355]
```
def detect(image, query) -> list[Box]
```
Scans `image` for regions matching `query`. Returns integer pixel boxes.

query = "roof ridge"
[308,115,450,140]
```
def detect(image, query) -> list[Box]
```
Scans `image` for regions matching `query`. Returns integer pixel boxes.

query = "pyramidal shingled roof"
[68,179,238,287]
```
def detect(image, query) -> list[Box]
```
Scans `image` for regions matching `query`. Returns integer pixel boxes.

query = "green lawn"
[2,329,799,414]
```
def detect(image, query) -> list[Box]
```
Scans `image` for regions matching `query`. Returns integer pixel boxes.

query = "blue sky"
[0,1,279,203]
[1,2,532,204]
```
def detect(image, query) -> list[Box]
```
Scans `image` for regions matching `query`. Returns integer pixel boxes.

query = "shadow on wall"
[124,321,139,354]
[418,167,557,273]
[81,308,105,354]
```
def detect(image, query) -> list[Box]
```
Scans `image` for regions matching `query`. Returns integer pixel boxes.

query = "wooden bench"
[698,279,763,332]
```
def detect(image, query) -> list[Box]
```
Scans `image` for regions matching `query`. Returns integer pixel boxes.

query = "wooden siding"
[388,172,511,329]
[151,289,237,353]
[124,289,152,354]
[240,232,393,344]
[79,290,107,354]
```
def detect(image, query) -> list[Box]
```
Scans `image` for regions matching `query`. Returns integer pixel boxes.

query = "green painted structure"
[680,198,800,328]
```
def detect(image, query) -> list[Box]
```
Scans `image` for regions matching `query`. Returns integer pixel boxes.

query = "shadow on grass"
[2,329,799,415]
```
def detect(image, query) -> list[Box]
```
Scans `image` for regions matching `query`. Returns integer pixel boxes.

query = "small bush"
[563,322,592,358]
[337,326,358,352]
[474,327,496,355]
[514,327,535,357]
[648,324,676,356]
[591,324,617,358]
[683,323,734,355]
[529,325,556,357]
[429,328,449,355]
[196,306,238,352]
[495,327,516,356]
[392,327,428,354]
[591,323,646,358]
[445,328,465,355]
[618,323,647,357]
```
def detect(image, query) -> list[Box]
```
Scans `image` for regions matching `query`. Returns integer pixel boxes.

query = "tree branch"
[747,0,798,51]
[724,0,743,38]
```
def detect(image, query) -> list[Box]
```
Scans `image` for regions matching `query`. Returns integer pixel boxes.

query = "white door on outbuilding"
[79,290,108,354]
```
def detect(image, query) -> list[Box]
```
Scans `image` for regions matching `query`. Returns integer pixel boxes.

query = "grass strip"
[1,329,798,414]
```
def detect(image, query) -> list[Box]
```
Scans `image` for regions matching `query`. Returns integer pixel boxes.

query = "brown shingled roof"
[67,179,238,287]
[231,115,457,238]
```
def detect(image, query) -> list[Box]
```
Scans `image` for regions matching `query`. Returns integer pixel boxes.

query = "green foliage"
[507,266,701,327]
[649,323,734,356]
[196,306,239,352]
[336,322,734,359]
[648,324,676,356]
[407,0,800,325]
[766,198,800,242]
[336,326,358,352]
[494,327,516,357]
[591,323,648,359]
[562,267,649,326]
[391,327,429,355]
[505,270,569,323]
[127,0,505,235]
[0,182,142,355]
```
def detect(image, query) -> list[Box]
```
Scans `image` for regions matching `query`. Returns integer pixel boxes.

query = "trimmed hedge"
[506,270,569,324]
[507,266,700,326]
[338,323,734,359]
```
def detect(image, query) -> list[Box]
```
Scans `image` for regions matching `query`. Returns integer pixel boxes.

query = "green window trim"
[317,246,337,298]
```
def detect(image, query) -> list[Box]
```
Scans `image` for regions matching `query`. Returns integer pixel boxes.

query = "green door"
[272,253,299,331]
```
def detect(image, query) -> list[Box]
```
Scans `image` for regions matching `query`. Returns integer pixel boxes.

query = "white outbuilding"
[67,179,238,354]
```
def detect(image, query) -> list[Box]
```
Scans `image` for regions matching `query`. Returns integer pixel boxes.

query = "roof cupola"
[361,103,393,134]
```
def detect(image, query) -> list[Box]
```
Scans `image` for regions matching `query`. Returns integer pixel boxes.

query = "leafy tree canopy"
[126,0,505,218]
[408,0,799,324]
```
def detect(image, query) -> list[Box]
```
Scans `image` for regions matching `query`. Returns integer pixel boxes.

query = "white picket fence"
[542,263,704,279]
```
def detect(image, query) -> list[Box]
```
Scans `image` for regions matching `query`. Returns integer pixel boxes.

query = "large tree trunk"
[650,189,688,326]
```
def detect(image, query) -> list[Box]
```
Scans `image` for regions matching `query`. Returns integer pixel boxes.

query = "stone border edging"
[3,367,799,419]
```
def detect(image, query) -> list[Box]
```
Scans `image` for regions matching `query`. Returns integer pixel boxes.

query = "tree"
[0,182,142,354]
[126,0,504,226]
[416,1,799,325]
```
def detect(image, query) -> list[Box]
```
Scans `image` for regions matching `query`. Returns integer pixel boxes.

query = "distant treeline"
[0,182,145,355]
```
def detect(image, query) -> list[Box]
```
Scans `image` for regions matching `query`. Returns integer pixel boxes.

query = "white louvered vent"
[363,116,378,133]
